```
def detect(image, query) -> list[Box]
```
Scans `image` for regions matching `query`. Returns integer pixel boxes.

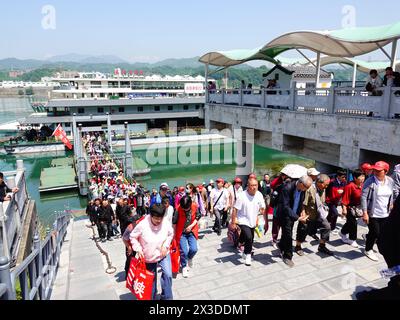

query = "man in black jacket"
[276,175,313,267]
[86,200,96,226]
[383,67,400,88]
[116,197,131,235]
[0,172,19,202]
[98,199,115,242]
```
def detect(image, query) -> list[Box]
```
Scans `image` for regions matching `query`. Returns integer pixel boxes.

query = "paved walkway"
[51,216,389,300]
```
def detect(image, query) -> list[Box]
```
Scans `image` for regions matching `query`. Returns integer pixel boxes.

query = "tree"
[25,87,34,95]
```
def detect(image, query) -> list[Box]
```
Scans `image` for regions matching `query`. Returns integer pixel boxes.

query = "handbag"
[349,206,364,218]
[227,223,241,247]
[170,239,180,274]
[126,256,154,300]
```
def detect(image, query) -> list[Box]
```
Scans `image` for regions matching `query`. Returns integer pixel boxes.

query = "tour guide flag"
[52,124,72,150]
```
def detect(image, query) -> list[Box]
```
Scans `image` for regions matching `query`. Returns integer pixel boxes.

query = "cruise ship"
[22,70,209,137]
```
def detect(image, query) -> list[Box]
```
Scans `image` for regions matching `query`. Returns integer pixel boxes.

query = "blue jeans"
[145,254,173,300]
[179,232,198,268]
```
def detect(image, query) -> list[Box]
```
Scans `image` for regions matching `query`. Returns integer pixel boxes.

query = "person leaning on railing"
[365,69,383,96]
[0,172,19,202]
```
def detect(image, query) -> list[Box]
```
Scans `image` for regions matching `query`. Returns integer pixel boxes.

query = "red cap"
[178,186,185,192]
[372,161,390,172]
[216,178,224,183]
[234,177,242,184]
[361,163,372,171]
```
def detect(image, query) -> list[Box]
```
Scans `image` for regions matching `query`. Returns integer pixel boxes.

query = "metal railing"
[0,211,71,300]
[208,87,400,119]
[0,162,29,262]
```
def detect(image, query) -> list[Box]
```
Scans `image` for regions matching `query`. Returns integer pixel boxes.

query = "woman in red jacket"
[339,169,365,248]
[173,196,201,278]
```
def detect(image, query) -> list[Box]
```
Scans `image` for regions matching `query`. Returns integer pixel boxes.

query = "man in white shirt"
[365,69,383,96]
[231,178,266,266]
[228,177,243,210]
[210,178,229,236]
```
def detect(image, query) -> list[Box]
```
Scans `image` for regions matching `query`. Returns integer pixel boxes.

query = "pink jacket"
[130,215,174,263]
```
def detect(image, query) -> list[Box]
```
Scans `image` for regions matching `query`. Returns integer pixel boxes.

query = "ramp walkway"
[51,216,389,300]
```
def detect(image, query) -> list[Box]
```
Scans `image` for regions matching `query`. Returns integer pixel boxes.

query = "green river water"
[0,98,313,226]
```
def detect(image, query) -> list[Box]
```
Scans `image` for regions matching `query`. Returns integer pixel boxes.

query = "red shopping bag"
[170,239,180,274]
[126,257,154,300]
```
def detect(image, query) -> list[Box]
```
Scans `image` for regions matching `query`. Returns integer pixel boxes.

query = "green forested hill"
[0,57,367,86]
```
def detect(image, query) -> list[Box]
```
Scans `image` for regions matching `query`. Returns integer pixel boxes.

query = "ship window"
[168,105,173,111]
[195,105,200,109]
[65,123,71,127]
[78,108,84,114]
[155,106,160,111]
[100,93,105,98]
[138,106,143,112]
[98,107,104,113]
[119,107,125,113]
[183,105,189,110]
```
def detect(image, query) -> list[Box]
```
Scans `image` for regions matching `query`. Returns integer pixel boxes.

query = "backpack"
[269,183,284,208]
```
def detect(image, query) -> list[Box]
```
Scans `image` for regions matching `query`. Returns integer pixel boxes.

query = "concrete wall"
[205,104,400,170]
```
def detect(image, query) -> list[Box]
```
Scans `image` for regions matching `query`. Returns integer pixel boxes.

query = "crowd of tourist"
[80,132,400,300]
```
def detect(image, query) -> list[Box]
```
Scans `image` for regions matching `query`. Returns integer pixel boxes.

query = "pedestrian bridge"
[203,87,400,170]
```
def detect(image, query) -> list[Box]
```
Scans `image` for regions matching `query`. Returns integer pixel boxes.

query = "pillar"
[124,122,133,178]
[315,52,321,89]
[16,160,24,171]
[107,112,112,152]
[271,130,284,152]
[391,40,398,69]
[0,205,10,260]
[0,256,16,300]
[233,124,254,183]
[72,113,77,158]
[352,63,357,89]
[339,145,360,170]
[78,124,88,196]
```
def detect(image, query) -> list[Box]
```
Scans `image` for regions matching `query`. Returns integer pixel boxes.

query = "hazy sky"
[1,0,400,62]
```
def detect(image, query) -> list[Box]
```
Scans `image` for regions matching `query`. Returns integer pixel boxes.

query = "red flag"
[134,70,138,75]
[122,69,126,75]
[139,70,143,75]
[52,124,72,150]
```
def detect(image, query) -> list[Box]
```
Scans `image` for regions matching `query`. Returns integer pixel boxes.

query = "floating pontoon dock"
[39,158,78,192]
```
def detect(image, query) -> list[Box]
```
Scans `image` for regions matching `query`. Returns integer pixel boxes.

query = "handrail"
[1,168,29,262]
[207,86,400,119]
[0,211,71,300]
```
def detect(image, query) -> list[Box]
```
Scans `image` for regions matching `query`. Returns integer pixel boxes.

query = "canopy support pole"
[296,49,317,68]
[391,40,398,69]
[352,63,357,88]
[296,49,329,73]
[204,63,209,103]
[315,52,321,90]
[377,43,392,61]
[225,68,228,89]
